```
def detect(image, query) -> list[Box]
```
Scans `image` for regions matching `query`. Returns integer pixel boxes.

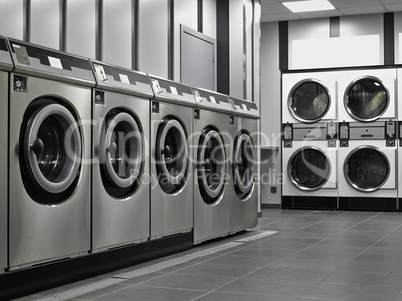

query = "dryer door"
[288,79,330,123]
[344,76,389,122]
[344,145,390,192]
[100,111,143,198]
[21,102,82,204]
[156,118,188,193]
[233,133,255,198]
[288,146,331,191]
[197,128,226,204]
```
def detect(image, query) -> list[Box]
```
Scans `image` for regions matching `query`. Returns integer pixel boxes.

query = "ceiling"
[261,0,402,22]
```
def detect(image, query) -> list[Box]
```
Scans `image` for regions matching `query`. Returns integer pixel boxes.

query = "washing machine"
[338,69,396,123]
[8,38,94,269]
[149,75,195,239]
[90,60,152,252]
[282,71,337,124]
[282,122,338,209]
[338,121,397,211]
[227,97,259,234]
[0,36,13,273]
[192,87,232,244]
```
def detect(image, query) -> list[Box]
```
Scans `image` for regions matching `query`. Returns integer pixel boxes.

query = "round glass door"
[344,76,389,122]
[288,147,330,191]
[21,102,82,204]
[197,128,226,204]
[233,133,255,198]
[288,79,330,123]
[344,146,389,192]
[156,118,188,193]
[100,110,143,198]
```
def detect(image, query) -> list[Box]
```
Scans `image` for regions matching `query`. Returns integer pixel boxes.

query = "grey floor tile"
[302,282,401,301]
[203,254,280,268]
[216,278,315,298]
[137,273,237,291]
[173,261,260,278]
[194,291,297,301]
[95,285,206,301]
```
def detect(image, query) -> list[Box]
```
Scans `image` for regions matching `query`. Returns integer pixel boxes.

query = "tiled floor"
[15,209,402,301]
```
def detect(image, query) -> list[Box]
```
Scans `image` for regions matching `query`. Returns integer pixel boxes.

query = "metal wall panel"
[203,0,216,39]
[30,0,60,49]
[0,0,24,40]
[102,0,132,69]
[66,0,96,59]
[138,0,169,78]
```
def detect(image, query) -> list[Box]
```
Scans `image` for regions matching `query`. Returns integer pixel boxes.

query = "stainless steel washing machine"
[8,38,94,269]
[91,60,153,252]
[0,36,13,273]
[282,71,337,124]
[282,122,338,209]
[338,121,397,211]
[192,87,232,244]
[227,97,259,234]
[338,69,396,123]
[149,75,195,239]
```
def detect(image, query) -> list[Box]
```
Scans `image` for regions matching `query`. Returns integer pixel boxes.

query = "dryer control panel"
[339,121,396,147]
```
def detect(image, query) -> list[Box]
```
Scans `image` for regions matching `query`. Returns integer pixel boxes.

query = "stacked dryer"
[227,97,259,234]
[337,69,397,211]
[192,87,232,244]
[8,38,94,269]
[398,69,402,210]
[90,61,153,252]
[282,72,338,209]
[148,75,195,239]
[0,36,13,273]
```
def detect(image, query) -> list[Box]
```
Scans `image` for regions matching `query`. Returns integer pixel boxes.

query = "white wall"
[30,0,60,49]
[394,12,402,64]
[203,0,216,39]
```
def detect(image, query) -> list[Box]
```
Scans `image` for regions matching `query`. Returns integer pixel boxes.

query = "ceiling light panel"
[283,0,336,13]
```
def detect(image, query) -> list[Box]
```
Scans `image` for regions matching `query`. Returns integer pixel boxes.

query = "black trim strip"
[384,12,395,66]
[279,21,288,71]
[330,17,340,38]
[133,0,138,70]
[60,0,66,51]
[198,0,203,33]
[95,0,102,61]
[216,0,229,95]
[23,0,30,42]
[168,0,174,80]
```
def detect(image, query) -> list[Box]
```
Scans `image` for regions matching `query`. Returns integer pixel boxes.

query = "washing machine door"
[288,146,331,191]
[100,111,143,198]
[233,133,255,198]
[156,118,188,193]
[344,145,390,192]
[344,76,389,122]
[21,102,82,204]
[288,79,330,123]
[197,128,226,204]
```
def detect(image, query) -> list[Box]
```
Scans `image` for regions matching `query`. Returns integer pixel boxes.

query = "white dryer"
[282,71,337,124]
[0,36,13,273]
[90,61,153,252]
[282,123,338,209]
[8,39,94,270]
[397,69,402,210]
[227,97,259,234]
[149,75,195,239]
[338,122,397,211]
[338,69,396,123]
[192,87,232,244]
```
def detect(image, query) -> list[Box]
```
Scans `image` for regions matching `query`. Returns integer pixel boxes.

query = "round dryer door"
[197,128,226,204]
[156,118,188,193]
[344,76,389,122]
[344,146,389,192]
[288,146,331,191]
[100,111,143,198]
[288,79,330,123]
[21,102,82,204]
[233,133,255,198]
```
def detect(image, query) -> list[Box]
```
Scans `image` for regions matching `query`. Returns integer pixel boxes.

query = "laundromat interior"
[3,0,402,300]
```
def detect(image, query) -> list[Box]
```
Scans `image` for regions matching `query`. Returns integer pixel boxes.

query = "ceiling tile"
[380,0,402,4]
[296,9,343,19]
[261,0,279,4]
[262,3,291,15]
[261,13,300,22]
[385,3,402,11]
[328,0,382,8]
[339,5,386,15]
